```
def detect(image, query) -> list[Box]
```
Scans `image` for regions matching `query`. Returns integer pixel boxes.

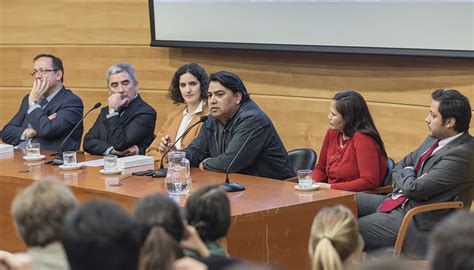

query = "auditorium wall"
[1,0,473,162]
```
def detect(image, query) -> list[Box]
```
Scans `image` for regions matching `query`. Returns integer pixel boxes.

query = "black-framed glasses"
[30,69,58,76]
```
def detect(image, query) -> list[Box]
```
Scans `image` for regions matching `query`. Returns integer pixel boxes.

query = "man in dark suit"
[357,89,474,259]
[1,54,84,152]
[83,63,156,156]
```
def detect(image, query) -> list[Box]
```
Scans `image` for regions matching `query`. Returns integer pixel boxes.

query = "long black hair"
[333,90,387,157]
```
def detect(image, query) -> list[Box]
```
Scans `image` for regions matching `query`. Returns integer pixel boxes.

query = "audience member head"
[62,200,143,270]
[308,205,363,270]
[428,211,474,270]
[11,179,77,247]
[330,90,386,156]
[429,89,471,137]
[185,185,231,242]
[168,63,209,105]
[133,193,185,270]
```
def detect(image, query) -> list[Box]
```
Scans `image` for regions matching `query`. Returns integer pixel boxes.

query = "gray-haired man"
[83,63,156,156]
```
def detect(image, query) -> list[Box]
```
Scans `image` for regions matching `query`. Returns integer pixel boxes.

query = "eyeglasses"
[30,68,58,76]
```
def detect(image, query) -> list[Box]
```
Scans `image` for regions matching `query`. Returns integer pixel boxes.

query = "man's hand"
[158,135,175,153]
[48,113,57,120]
[28,78,49,106]
[111,145,139,156]
[108,93,128,111]
[24,128,37,139]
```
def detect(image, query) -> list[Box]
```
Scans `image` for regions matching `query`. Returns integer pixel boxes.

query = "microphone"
[153,115,208,177]
[220,125,267,192]
[50,102,102,165]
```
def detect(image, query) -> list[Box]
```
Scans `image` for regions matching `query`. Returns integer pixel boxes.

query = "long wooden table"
[0,149,356,269]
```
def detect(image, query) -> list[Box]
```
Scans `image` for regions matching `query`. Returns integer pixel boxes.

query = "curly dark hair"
[168,63,209,105]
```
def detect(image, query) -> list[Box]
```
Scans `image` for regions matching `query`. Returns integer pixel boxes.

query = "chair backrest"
[288,148,317,173]
[382,157,395,186]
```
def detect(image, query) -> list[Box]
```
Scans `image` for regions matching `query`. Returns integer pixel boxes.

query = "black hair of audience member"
[209,71,250,103]
[428,211,474,270]
[333,90,387,157]
[61,200,144,270]
[431,89,472,133]
[11,178,78,247]
[133,193,185,270]
[168,63,209,104]
[133,193,185,242]
[185,185,231,242]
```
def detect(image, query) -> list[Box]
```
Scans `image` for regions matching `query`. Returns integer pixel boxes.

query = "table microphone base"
[220,182,246,192]
[152,168,167,178]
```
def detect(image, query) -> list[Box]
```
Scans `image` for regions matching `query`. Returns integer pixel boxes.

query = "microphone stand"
[220,125,265,192]
[153,116,208,177]
[50,102,102,165]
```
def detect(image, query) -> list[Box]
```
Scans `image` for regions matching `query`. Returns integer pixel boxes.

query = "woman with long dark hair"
[312,90,387,191]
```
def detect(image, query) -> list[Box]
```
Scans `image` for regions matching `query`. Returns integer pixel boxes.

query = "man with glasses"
[1,54,84,152]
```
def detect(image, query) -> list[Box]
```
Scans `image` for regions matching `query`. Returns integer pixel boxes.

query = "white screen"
[150,1,474,57]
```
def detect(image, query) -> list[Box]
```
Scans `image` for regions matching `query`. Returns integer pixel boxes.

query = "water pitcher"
[165,151,191,195]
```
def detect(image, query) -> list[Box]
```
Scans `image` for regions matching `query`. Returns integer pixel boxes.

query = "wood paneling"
[1,0,473,163]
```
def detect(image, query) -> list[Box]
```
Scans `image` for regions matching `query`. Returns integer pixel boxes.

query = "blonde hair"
[308,205,364,270]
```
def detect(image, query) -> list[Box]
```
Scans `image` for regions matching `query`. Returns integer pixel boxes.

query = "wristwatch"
[30,100,39,107]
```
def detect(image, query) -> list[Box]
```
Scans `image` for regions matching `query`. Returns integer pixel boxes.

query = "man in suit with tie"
[357,89,474,259]
[1,54,84,152]
[83,63,156,156]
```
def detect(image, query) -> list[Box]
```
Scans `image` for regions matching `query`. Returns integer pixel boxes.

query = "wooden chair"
[393,201,464,257]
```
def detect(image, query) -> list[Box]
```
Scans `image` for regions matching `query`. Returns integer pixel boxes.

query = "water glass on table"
[26,143,41,158]
[297,169,313,189]
[63,151,77,167]
[104,155,118,172]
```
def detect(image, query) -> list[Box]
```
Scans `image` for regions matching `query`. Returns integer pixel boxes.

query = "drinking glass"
[297,169,313,189]
[63,151,77,167]
[26,143,41,158]
[104,155,118,172]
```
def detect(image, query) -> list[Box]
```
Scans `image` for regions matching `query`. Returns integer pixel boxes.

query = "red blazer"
[312,129,387,191]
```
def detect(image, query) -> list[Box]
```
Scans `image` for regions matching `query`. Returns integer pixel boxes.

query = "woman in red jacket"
[312,90,387,191]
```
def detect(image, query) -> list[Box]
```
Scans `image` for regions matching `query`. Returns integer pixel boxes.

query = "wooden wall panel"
[1,0,473,163]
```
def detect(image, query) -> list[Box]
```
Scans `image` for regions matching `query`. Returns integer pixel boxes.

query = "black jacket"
[83,95,156,155]
[182,99,295,180]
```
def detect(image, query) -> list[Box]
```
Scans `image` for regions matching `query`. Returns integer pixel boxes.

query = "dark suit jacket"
[392,132,474,258]
[83,95,156,156]
[1,87,84,152]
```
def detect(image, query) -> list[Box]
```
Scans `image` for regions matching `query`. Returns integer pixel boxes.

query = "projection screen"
[149,1,474,58]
